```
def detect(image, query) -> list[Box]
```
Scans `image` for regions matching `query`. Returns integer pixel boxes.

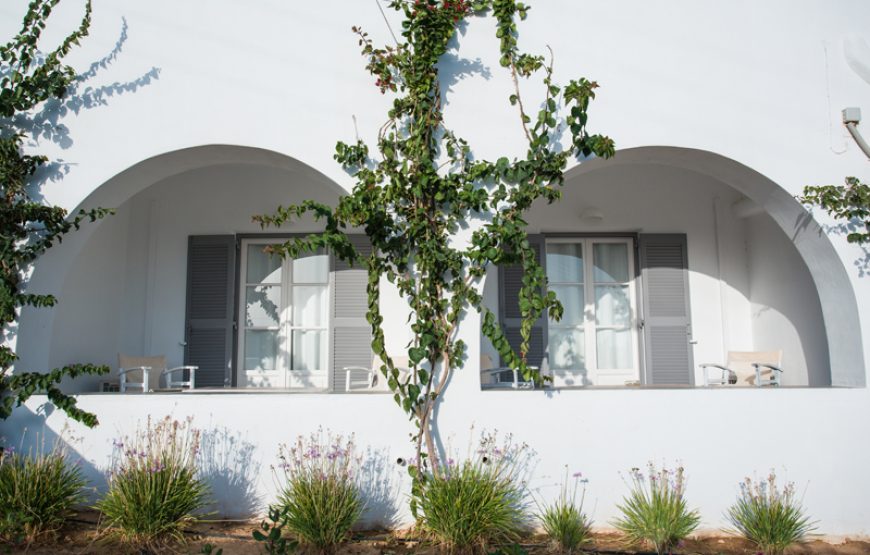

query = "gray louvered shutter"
[639,234,693,385]
[184,235,236,388]
[330,235,374,392]
[498,235,547,369]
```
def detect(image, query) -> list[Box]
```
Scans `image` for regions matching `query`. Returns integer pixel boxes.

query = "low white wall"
[2,385,869,537]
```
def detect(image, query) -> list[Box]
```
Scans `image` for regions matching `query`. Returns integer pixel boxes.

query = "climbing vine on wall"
[0,0,110,426]
[801,177,870,245]
[257,0,613,478]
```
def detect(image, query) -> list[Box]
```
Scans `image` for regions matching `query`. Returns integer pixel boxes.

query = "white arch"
[565,146,864,386]
[16,144,346,375]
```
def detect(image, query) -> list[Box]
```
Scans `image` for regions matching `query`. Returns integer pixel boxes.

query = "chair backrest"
[481,354,493,370]
[726,351,782,386]
[119,354,166,391]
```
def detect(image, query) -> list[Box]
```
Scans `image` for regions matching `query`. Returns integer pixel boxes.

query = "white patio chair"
[700,350,783,387]
[480,354,535,389]
[342,355,410,392]
[118,354,197,393]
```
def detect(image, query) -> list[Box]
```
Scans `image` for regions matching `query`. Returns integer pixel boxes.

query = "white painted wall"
[747,216,832,386]
[1,0,868,536]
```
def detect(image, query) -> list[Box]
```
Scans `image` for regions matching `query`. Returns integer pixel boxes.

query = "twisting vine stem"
[256,0,614,495]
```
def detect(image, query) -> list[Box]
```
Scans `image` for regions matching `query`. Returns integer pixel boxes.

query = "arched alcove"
[480,146,863,387]
[16,145,346,390]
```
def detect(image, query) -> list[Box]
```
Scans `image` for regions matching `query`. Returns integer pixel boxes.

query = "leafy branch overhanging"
[256,0,614,477]
[1,0,111,426]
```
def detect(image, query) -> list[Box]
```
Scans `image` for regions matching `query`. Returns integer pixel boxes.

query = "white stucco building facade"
[2,0,870,537]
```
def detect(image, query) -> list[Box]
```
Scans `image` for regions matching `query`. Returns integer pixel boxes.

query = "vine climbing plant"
[0,0,110,425]
[257,0,613,477]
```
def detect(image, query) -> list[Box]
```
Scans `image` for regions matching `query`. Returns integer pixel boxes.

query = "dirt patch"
[6,515,870,554]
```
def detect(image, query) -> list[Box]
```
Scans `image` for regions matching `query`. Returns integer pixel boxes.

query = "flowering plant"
[272,429,363,553]
[537,467,591,554]
[97,415,209,550]
[725,470,816,555]
[612,462,700,555]
[0,435,87,545]
[415,431,532,552]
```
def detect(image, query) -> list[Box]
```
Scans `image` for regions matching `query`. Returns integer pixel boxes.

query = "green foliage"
[257,0,612,475]
[0,0,111,425]
[612,463,700,555]
[273,430,362,553]
[801,177,870,244]
[200,543,224,555]
[252,506,299,555]
[96,416,210,551]
[537,469,591,554]
[725,471,816,555]
[416,433,530,552]
[0,441,87,545]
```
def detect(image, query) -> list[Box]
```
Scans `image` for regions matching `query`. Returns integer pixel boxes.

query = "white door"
[546,238,641,386]
[238,240,330,389]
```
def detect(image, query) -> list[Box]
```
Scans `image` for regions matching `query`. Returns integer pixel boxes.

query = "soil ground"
[6,512,870,554]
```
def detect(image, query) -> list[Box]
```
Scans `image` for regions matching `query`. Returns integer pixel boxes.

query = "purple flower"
[112,439,124,449]
[572,471,583,478]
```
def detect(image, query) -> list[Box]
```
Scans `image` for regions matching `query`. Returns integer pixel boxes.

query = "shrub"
[538,468,591,554]
[416,433,530,552]
[725,471,816,555]
[273,430,363,553]
[612,463,700,555]
[96,416,209,550]
[0,442,87,544]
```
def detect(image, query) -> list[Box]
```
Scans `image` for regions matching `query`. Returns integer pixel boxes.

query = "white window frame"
[546,237,641,386]
[236,239,330,389]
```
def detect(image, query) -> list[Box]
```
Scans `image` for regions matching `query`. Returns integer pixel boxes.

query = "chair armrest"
[752,363,783,373]
[163,366,197,389]
[699,363,729,371]
[342,366,375,390]
[162,365,198,376]
[699,363,734,386]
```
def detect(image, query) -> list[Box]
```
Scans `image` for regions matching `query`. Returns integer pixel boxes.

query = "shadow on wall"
[798,211,870,278]
[9,16,161,195]
[0,403,108,503]
[197,427,263,519]
[357,446,404,530]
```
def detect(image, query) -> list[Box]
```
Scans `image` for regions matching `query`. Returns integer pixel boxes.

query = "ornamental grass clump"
[725,471,816,555]
[537,468,591,554]
[97,416,209,550]
[0,441,87,545]
[272,429,363,553]
[613,463,700,555]
[416,433,531,553]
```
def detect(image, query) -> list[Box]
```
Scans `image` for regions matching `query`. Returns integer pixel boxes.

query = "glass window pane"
[548,328,585,370]
[550,285,585,326]
[596,328,633,369]
[245,286,281,327]
[293,253,329,283]
[247,245,282,283]
[546,243,583,283]
[593,243,629,283]
[292,286,328,327]
[244,330,278,371]
[292,330,326,371]
[595,285,631,326]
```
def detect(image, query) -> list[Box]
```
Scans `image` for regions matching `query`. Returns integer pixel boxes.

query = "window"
[546,237,640,386]
[238,240,329,389]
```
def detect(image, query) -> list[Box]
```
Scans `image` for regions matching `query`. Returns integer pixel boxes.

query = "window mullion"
[282,255,292,384]
[584,238,597,376]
